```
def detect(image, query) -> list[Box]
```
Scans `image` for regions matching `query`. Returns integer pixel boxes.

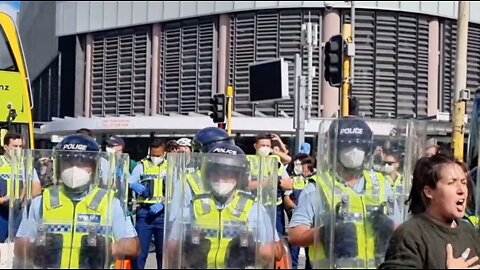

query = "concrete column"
[151,23,162,115]
[84,34,93,117]
[427,18,440,117]
[217,14,230,94]
[321,9,341,117]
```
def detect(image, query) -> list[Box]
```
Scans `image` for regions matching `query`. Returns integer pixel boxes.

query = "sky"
[0,1,20,22]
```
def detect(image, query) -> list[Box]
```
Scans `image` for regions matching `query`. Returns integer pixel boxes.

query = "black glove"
[79,235,113,269]
[369,210,394,255]
[31,233,63,268]
[182,232,211,269]
[322,205,359,259]
[226,234,256,268]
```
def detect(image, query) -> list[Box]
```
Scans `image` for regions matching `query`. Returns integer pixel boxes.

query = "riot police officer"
[164,143,280,269]
[12,134,139,269]
[288,117,407,269]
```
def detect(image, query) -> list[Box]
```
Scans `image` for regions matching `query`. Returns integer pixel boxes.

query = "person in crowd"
[379,153,480,269]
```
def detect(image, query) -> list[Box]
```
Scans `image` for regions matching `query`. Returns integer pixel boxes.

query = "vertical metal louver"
[162,17,216,115]
[467,24,480,119]
[440,20,480,120]
[440,20,456,114]
[229,10,322,117]
[91,27,150,117]
[345,11,429,118]
[30,55,60,121]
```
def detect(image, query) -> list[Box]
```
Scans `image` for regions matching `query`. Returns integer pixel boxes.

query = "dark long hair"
[407,153,470,215]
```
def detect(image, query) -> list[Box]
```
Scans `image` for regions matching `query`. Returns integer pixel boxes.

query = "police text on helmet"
[212,148,237,155]
[62,144,88,151]
[339,128,363,135]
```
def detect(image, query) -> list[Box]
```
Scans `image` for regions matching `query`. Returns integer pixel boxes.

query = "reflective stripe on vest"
[186,171,204,196]
[40,186,115,269]
[191,191,255,268]
[137,159,167,204]
[308,170,389,267]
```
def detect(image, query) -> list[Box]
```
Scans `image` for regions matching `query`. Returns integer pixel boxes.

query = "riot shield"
[163,152,278,269]
[9,149,128,269]
[312,117,424,269]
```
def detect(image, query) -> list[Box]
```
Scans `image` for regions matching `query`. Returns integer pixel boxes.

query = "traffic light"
[210,94,226,123]
[324,34,345,87]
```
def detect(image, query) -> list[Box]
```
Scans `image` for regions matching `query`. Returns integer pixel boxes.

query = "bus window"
[0,27,17,72]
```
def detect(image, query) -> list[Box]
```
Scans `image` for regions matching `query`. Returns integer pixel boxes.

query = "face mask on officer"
[151,156,164,166]
[384,164,394,174]
[339,146,365,168]
[257,146,272,157]
[61,166,92,189]
[210,170,238,197]
[105,146,115,154]
[294,160,304,175]
[212,181,236,196]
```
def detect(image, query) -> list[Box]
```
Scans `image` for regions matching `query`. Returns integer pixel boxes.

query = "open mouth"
[456,199,466,211]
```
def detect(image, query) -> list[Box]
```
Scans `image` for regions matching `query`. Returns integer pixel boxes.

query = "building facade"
[18,1,480,139]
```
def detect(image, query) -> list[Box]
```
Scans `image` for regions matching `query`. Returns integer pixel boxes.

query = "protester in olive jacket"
[379,154,480,269]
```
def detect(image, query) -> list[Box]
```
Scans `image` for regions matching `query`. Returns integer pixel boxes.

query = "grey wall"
[55,1,480,36]
[18,1,58,80]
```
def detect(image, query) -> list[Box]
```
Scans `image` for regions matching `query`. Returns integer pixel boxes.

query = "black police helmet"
[328,116,373,153]
[202,143,250,189]
[56,134,101,153]
[192,127,234,153]
[54,134,101,166]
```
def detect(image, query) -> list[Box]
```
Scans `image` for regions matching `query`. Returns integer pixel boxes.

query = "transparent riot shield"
[312,117,424,269]
[9,149,128,269]
[163,152,278,269]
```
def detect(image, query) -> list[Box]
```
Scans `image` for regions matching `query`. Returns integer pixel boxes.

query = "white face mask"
[257,146,272,157]
[339,147,365,169]
[294,164,304,176]
[151,156,164,166]
[211,182,236,196]
[60,166,92,189]
[384,164,394,174]
[106,147,115,154]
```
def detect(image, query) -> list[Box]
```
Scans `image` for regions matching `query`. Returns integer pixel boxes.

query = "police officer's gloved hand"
[226,234,255,268]
[323,220,358,258]
[32,234,62,268]
[130,183,147,196]
[182,232,210,269]
[369,210,394,254]
[80,235,113,268]
[149,202,164,214]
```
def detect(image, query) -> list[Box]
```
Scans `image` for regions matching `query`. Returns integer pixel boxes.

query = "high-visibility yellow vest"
[0,155,20,200]
[137,159,167,204]
[190,190,256,268]
[246,155,284,206]
[465,213,480,227]
[40,186,116,269]
[291,175,307,202]
[308,170,391,269]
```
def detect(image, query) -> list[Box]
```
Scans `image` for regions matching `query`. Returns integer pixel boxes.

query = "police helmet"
[192,127,234,153]
[201,143,250,189]
[328,116,373,153]
[54,134,101,175]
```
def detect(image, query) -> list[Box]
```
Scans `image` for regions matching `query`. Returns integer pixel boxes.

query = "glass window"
[0,27,18,72]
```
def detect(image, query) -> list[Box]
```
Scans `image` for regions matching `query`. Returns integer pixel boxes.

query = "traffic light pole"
[452,0,470,160]
[226,86,234,136]
[293,54,306,154]
[341,24,352,117]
